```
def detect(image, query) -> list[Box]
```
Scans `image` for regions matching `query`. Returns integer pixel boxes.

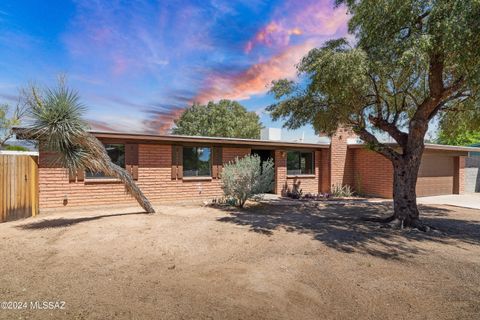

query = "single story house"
[36,128,479,212]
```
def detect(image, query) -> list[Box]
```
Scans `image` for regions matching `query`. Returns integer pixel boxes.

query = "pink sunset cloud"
[143,42,318,134]
[143,107,186,134]
[245,0,348,53]
[245,22,302,53]
[195,41,315,103]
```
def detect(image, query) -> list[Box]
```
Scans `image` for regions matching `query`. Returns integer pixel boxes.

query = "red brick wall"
[329,127,357,190]
[223,147,251,164]
[352,148,393,198]
[274,150,322,195]
[343,149,355,187]
[350,149,466,198]
[38,145,251,210]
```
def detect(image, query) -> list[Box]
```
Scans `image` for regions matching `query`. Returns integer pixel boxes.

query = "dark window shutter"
[171,146,183,179]
[77,170,85,182]
[306,152,313,174]
[69,170,76,183]
[212,147,223,178]
[171,146,177,179]
[131,165,139,180]
[177,146,183,179]
[125,144,139,180]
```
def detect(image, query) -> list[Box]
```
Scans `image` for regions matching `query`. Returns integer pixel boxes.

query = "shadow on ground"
[217,202,480,259]
[17,212,147,230]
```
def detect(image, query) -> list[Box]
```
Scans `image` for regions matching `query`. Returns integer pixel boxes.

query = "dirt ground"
[0,201,480,320]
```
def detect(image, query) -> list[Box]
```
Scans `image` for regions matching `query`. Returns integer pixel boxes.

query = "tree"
[437,110,480,145]
[221,155,274,208]
[0,102,26,149]
[25,81,155,213]
[268,0,480,229]
[173,100,262,139]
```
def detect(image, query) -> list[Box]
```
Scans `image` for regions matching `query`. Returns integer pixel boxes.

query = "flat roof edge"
[90,130,330,148]
[347,142,480,152]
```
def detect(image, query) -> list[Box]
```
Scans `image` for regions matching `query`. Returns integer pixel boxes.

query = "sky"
[0,0,350,142]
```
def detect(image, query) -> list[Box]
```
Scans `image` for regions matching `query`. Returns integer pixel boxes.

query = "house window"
[287,151,314,175]
[183,147,212,177]
[86,144,125,178]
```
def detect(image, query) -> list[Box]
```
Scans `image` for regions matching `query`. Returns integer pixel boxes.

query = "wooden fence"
[0,153,39,222]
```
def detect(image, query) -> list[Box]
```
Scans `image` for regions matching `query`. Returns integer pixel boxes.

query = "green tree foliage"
[4,145,29,151]
[221,155,274,208]
[437,110,480,145]
[268,0,480,228]
[173,100,262,139]
[0,102,26,148]
[25,80,155,213]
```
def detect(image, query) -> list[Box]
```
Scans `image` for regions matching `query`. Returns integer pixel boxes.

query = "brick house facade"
[37,130,473,212]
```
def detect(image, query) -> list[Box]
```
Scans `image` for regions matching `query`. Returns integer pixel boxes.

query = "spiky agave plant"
[26,81,155,213]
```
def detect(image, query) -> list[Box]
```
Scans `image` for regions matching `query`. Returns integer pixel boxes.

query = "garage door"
[416,154,454,196]
[465,156,480,193]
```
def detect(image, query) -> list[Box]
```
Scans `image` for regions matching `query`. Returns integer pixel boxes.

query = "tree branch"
[368,115,408,147]
[353,126,401,161]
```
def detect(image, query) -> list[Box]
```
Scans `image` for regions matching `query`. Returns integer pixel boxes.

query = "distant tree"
[4,145,29,151]
[25,80,155,213]
[437,110,480,145]
[173,100,262,139]
[268,0,480,229]
[0,102,26,149]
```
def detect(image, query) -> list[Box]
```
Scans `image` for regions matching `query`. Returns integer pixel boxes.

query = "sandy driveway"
[0,202,479,319]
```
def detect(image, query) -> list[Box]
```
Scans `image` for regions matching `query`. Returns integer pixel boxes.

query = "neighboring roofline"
[348,142,480,153]
[89,130,330,149]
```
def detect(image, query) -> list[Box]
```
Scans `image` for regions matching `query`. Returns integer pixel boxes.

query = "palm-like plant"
[25,81,155,213]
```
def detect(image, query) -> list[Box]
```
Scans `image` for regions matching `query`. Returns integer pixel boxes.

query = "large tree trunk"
[391,155,422,228]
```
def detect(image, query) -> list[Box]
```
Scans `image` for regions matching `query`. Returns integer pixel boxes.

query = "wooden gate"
[0,153,39,222]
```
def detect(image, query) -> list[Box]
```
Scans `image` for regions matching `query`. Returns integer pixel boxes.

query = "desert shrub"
[221,154,274,207]
[331,184,354,198]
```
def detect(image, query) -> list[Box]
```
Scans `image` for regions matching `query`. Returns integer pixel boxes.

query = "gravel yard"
[0,201,479,319]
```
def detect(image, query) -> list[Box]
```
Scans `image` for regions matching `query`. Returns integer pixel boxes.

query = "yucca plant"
[25,80,155,213]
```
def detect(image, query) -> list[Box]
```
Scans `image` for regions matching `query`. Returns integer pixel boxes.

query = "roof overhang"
[90,130,330,149]
[348,142,480,155]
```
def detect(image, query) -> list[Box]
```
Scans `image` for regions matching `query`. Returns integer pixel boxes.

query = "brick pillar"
[453,156,465,194]
[329,127,356,191]
[274,150,287,195]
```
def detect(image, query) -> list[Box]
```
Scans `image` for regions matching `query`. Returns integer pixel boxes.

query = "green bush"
[3,145,30,151]
[221,154,274,207]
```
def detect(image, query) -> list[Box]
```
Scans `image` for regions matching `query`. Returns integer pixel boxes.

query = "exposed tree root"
[380,216,432,232]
